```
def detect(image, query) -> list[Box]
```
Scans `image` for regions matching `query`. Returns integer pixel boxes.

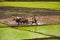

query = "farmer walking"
[31,16,38,25]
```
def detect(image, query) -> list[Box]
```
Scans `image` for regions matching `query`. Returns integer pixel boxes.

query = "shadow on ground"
[24,37,60,40]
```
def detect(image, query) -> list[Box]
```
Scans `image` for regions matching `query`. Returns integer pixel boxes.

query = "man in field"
[31,16,38,25]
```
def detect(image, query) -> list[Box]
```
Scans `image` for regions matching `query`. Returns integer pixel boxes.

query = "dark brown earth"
[0,6,60,18]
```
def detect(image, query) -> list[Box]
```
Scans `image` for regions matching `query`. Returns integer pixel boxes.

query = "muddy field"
[0,15,60,26]
[0,6,60,26]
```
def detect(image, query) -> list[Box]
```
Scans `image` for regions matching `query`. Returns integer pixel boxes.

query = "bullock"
[13,17,21,26]
[13,16,28,26]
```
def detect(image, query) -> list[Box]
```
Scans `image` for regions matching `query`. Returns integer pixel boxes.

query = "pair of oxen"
[13,17,38,26]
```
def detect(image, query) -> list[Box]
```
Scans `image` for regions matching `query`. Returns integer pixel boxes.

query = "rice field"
[0,23,60,40]
[0,1,60,40]
[0,2,60,10]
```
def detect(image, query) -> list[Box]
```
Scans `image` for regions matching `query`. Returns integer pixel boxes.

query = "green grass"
[0,23,9,28]
[0,28,50,40]
[0,24,60,40]
[0,23,50,40]
[18,24,60,37]
[0,2,60,10]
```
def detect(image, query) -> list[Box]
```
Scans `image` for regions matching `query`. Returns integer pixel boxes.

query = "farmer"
[31,16,38,25]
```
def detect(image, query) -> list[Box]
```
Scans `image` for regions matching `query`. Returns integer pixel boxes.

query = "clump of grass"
[0,23,9,28]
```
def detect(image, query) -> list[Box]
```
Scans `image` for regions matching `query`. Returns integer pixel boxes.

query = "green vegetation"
[0,24,60,40]
[17,24,60,37]
[0,2,60,10]
[0,28,50,40]
[0,23,9,28]
[0,0,60,2]
[18,24,60,36]
[0,23,50,40]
